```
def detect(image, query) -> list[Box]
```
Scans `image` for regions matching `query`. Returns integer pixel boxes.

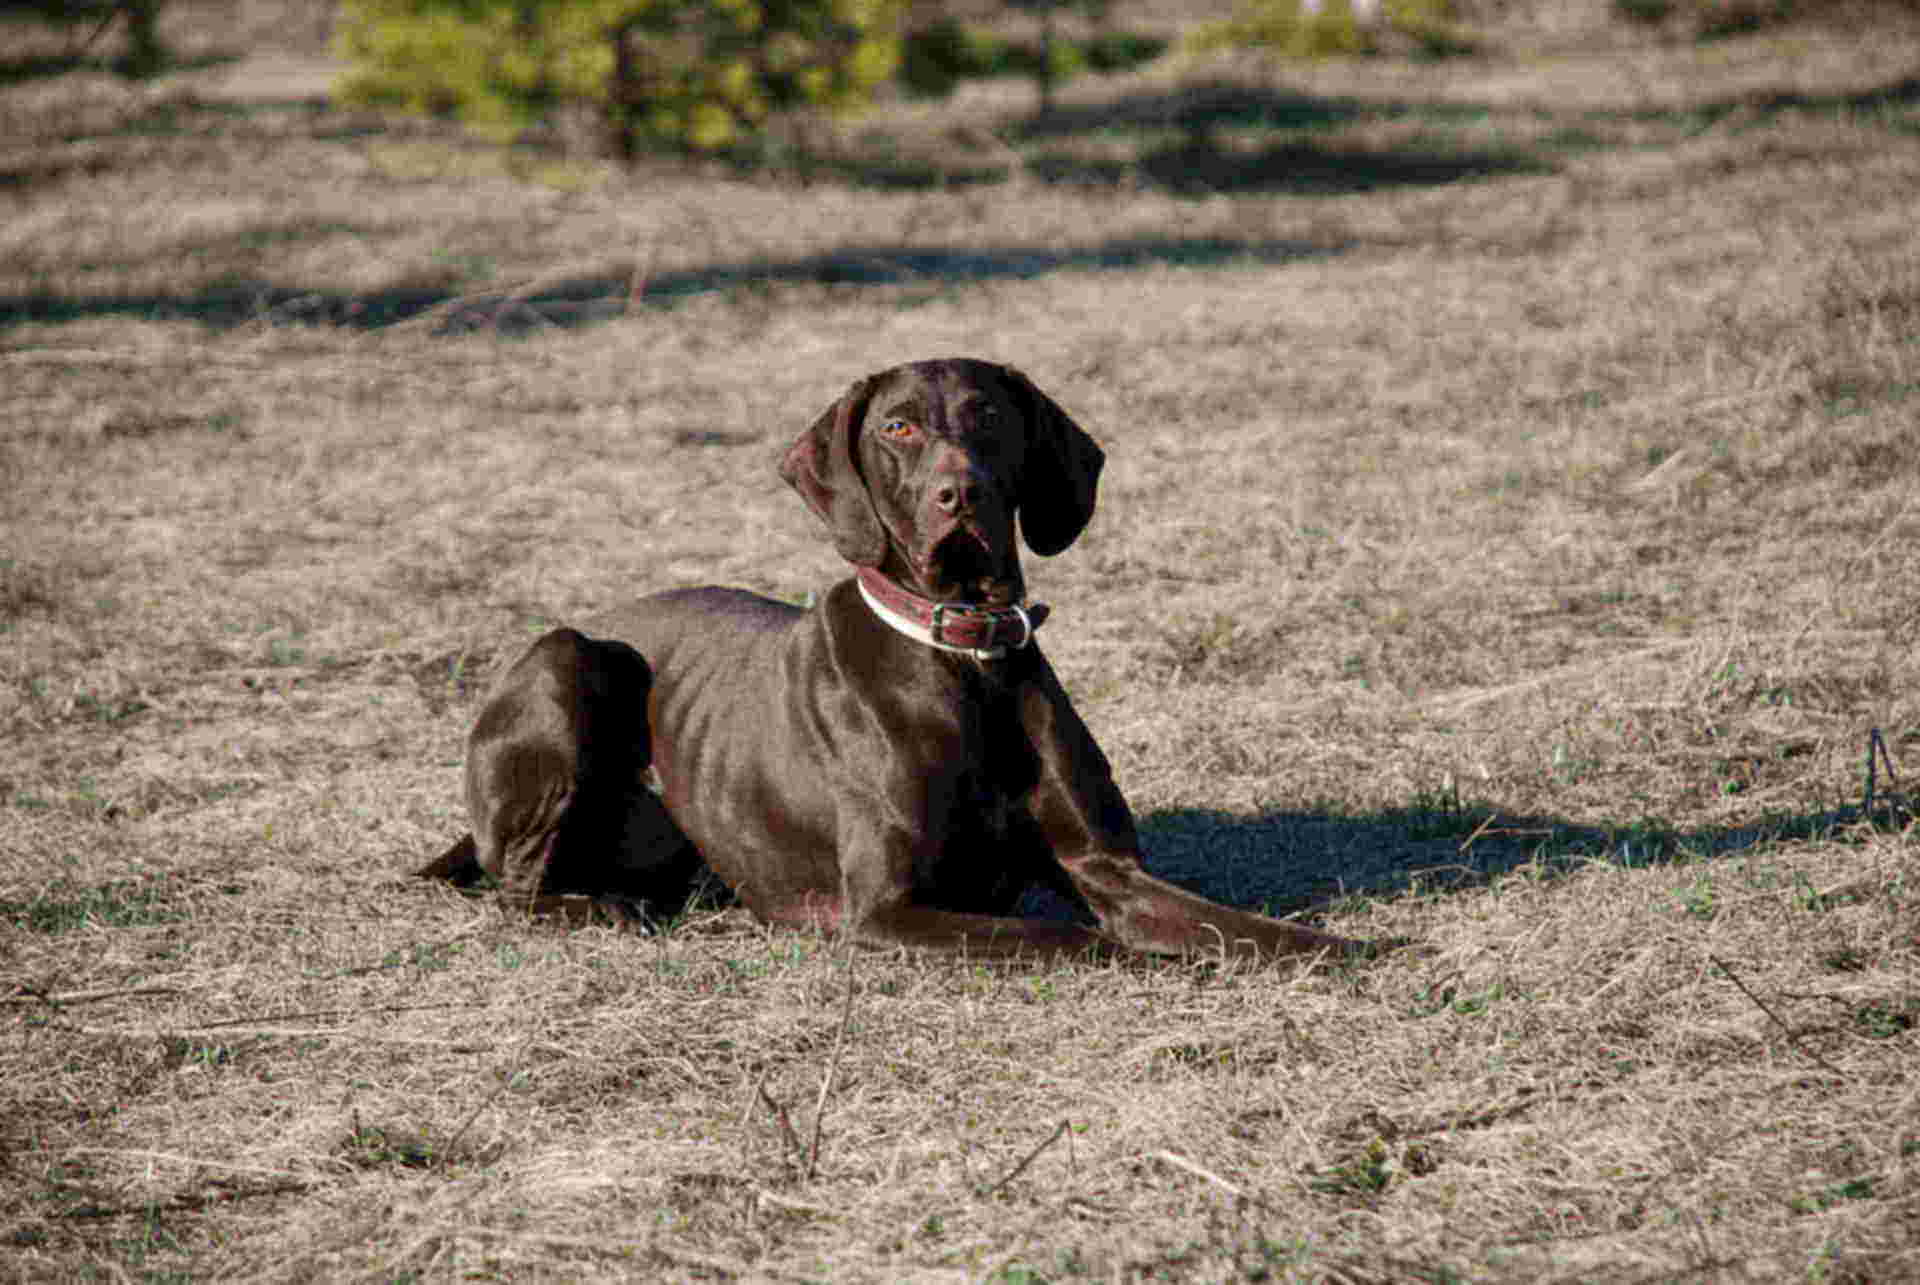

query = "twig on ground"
[805,951,859,1181]
[759,1082,802,1163]
[452,1226,753,1276]
[982,1119,1071,1198]
[1863,726,1909,823]
[1798,492,1919,649]
[441,1054,526,1169]
[1707,952,1847,1078]
[69,1148,308,1180]
[62,1023,499,1050]
[191,1002,489,1027]
[625,245,655,315]
[1866,727,1883,819]
[2,985,185,1006]
[1147,1149,1266,1207]
[751,1186,832,1214]
[1430,639,1701,715]
[1458,812,1499,855]
[740,1067,771,1134]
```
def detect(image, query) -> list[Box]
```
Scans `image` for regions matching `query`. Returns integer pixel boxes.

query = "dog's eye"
[878,418,920,441]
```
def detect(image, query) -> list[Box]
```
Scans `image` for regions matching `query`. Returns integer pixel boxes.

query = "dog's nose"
[933,477,977,514]
[930,453,987,515]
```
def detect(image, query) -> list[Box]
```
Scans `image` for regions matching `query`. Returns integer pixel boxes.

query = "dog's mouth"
[920,524,1019,605]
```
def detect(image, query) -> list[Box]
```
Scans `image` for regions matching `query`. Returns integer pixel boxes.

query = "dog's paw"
[589,894,666,934]
[1355,935,1437,962]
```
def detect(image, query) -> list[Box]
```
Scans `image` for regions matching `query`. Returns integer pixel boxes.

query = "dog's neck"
[854,566,1049,662]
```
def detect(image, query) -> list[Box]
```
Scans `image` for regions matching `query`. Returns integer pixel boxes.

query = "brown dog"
[419,358,1367,960]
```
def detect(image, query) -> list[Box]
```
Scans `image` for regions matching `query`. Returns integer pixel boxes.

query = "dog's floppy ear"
[777,375,887,567]
[1000,365,1104,557]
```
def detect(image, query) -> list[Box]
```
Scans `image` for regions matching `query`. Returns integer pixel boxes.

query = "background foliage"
[334,0,904,154]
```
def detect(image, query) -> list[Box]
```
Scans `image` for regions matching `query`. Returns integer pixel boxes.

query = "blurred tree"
[3,0,168,75]
[895,0,1164,116]
[335,0,903,159]
[1007,0,1096,116]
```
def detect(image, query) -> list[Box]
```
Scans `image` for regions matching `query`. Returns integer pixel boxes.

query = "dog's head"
[778,358,1104,604]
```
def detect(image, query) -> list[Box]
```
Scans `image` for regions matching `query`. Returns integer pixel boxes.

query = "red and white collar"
[854,566,1049,661]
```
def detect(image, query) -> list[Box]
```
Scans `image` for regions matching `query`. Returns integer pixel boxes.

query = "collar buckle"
[855,568,1046,662]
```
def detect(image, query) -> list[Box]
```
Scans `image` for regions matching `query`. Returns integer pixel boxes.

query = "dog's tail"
[415,834,484,886]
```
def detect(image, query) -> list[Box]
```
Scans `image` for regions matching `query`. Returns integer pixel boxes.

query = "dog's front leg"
[1058,854,1364,960]
[1017,665,1369,961]
[832,829,1115,959]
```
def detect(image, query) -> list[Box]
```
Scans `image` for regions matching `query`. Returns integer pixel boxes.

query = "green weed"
[2,878,186,934]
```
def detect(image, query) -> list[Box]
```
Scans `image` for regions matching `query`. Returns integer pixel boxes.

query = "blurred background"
[10,0,1916,179]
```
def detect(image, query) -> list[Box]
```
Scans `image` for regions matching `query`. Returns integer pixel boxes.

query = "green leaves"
[335,0,904,155]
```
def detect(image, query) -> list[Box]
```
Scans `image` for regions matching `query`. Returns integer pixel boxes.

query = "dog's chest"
[915,697,1046,909]
[920,780,1030,912]
[949,769,1019,841]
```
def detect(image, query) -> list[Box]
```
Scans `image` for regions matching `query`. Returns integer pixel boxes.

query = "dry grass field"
[4,1,1919,1278]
